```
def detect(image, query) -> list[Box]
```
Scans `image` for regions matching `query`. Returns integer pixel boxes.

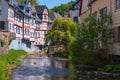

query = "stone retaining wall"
[0,31,10,54]
[77,70,120,79]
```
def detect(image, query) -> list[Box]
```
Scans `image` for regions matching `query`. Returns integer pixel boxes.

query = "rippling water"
[12,56,71,80]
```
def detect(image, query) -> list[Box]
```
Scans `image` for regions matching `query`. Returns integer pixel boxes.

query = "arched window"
[73,16,78,23]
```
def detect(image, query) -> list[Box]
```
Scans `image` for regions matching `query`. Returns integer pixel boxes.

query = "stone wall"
[0,31,11,54]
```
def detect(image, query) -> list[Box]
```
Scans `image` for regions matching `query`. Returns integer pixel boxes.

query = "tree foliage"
[17,0,38,6]
[49,1,74,16]
[71,13,112,66]
[45,17,78,51]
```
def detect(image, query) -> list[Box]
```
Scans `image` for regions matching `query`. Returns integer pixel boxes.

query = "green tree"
[71,13,112,66]
[49,1,74,16]
[45,17,78,56]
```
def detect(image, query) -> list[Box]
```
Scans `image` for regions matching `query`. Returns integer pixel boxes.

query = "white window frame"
[115,0,120,10]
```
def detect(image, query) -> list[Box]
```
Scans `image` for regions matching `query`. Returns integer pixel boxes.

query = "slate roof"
[68,0,81,11]
[35,5,47,14]
[49,12,62,21]
[35,5,48,20]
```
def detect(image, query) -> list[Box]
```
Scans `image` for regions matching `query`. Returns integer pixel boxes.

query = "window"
[30,32,32,37]
[16,27,20,34]
[113,27,120,42]
[115,0,120,10]
[100,7,107,16]
[11,24,14,30]
[44,15,47,20]
[25,18,30,24]
[30,32,34,38]
[24,28,29,35]
[73,16,79,23]
[9,23,14,30]
[37,32,40,38]
[10,0,13,4]
[31,19,34,26]
[9,11,14,18]
[9,23,11,29]
[18,16,22,22]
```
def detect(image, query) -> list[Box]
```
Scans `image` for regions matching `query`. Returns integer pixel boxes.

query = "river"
[11,56,73,80]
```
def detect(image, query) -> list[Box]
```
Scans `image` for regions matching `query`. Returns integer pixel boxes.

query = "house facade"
[80,0,120,61]
[67,0,82,23]
[0,0,49,52]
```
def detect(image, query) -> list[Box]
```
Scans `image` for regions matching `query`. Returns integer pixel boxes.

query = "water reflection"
[12,56,70,80]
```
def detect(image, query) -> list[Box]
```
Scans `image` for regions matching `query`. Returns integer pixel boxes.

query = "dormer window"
[26,9,29,13]
[44,15,48,20]
[20,5,24,11]
[9,0,14,5]
[71,6,75,11]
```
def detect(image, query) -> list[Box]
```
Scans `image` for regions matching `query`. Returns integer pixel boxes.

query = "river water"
[11,56,72,80]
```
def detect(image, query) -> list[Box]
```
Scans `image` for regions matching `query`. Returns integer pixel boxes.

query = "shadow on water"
[12,56,77,80]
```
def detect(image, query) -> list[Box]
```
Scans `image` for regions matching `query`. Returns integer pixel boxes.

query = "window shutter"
[118,27,120,42]
[113,27,118,42]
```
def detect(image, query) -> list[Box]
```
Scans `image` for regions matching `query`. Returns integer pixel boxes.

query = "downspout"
[23,17,24,39]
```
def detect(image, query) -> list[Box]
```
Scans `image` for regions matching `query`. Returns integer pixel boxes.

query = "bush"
[53,50,70,58]
[0,39,5,47]
[98,64,120,73]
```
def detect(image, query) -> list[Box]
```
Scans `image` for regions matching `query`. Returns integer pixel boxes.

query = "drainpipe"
[23,17,24,39]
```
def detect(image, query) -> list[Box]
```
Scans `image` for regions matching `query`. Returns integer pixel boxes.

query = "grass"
[0,49,27,80]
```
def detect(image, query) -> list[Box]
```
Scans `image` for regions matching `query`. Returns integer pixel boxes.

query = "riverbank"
[74,64,120,80]
[0,49,27,80]
[76,70,120,79]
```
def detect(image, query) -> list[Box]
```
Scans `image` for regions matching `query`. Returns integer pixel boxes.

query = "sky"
[38,0,75,9]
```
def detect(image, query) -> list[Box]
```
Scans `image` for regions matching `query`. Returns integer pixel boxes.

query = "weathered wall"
[0,31,10,54]
[82,0,120,55]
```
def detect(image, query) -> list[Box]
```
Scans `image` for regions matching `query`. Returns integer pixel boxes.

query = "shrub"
[0,39,5,47]
[98,64,120,73]
[53,50,70,58]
